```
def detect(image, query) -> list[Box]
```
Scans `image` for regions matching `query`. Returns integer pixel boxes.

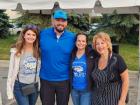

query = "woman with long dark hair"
[70,32,95,105]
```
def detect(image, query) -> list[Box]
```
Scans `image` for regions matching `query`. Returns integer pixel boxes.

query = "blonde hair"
[92,32,112,53]
[14,25,40,58]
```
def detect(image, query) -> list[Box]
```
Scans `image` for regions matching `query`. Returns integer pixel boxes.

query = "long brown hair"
[14,25,40,58]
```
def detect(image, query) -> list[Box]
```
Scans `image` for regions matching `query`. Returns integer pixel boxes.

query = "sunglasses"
[25,24,39,30]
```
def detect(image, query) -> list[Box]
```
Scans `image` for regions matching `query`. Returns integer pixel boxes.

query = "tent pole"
[138,8,140,74]
[137,13,140,104]
[137,7,140,105]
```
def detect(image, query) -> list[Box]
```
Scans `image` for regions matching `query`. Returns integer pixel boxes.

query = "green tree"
[68,13,90,32]
[15,12,51,29]
[90,12,139,44]
[0,10,10,38]
[16,11,90,33]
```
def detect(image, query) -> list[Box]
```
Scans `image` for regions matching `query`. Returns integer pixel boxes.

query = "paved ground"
[0,60,139,105]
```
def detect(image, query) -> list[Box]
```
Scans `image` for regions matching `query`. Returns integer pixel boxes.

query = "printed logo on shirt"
[73,65,86,77]
[22,56,37,75]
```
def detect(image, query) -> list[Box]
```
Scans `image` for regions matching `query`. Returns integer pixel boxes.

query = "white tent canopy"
[100,0,138,7]
[0,0,97,14]
[94,0,140,14]
[0,0,17,10]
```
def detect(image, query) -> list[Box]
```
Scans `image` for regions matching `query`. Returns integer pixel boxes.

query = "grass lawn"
[119,43,139,71]
[0,36,139,71]
[0,35,18,60]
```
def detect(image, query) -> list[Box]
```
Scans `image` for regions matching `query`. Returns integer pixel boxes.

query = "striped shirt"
[91,53,127,105]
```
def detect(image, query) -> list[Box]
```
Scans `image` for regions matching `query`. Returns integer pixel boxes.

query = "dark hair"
[72,32,89,56]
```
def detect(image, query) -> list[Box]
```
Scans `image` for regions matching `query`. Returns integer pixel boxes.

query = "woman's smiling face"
[95,38,109,55]
[76,34,87,50]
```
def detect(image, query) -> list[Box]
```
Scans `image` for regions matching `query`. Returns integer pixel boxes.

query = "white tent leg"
[0,92,2,105]
[139,13,140,73]
[139,8,140,73]
[137,9,140,105]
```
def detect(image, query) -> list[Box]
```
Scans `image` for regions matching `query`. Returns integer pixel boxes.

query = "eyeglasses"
[24,24,39,30]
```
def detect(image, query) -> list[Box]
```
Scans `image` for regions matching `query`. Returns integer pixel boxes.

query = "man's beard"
[54,25,65,33]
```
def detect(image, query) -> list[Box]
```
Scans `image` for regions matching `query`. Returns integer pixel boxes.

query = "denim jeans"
[14,80,38,105]
[71,89,91,105]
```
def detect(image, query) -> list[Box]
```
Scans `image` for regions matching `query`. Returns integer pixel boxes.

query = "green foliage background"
[0,10,10,38]
[90,12,139,45]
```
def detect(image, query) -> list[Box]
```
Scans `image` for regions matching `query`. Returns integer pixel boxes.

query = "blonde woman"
[92,32,129,105]
[7,25,40,105]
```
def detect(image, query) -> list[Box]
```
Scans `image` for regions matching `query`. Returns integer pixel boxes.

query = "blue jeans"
[14,80,38,105]
[71,89,91,105]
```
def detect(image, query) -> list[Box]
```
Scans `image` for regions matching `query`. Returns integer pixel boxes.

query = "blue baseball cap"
[53,9,68,20]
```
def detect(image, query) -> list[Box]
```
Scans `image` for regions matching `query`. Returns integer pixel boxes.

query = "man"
[39,9,75,105]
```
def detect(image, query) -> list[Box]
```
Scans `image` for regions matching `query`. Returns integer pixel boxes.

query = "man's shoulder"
[40,27,54,39]
[40,27,53,35]
[65,29,75,35]
[64,30,76,38]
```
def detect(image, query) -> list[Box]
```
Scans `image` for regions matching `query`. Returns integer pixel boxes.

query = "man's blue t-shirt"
[39,27,75,81]
[72,54,87,90]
